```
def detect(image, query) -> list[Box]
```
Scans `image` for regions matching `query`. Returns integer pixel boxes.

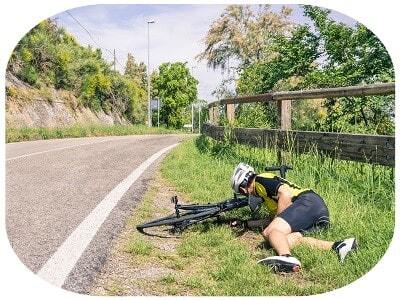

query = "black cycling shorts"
[277,191,330,233]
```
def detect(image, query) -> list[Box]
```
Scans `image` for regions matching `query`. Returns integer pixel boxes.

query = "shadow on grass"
[186,216,270,237]
[136,227,183,239]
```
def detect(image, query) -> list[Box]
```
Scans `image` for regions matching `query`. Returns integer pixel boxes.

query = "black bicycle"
[136,165,292,234]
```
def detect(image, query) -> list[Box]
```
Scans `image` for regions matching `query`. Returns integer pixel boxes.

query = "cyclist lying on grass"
[231,163,357,273]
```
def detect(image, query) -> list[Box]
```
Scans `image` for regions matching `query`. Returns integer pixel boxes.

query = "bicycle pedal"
[171,196,178,204]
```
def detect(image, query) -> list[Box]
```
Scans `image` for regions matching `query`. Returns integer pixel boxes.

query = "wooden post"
[277,100,292,165]
[226,103,235,124]
[208,106,214,124]
[279,100,292,130]
[213,105,220,125]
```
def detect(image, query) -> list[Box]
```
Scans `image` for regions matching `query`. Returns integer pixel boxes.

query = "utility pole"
[113,49,116,72]
[147,20,155,127]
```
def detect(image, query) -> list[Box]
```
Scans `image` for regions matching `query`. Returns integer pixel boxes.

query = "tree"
[235,24,320,128]
[237,24,320,94]
[152,62,198,128]
[231,5,394,133]
[197,5,293,70]
[303,5,394,87]
[124,53,147,88]
[303,5,394,134]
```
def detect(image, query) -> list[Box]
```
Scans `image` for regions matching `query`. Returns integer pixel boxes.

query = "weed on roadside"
[6,124,184,143]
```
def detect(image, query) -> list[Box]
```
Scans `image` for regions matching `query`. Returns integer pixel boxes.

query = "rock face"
[5,73,129,128]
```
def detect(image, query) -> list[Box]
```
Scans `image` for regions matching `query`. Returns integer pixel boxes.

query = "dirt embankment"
[5,72,129,128]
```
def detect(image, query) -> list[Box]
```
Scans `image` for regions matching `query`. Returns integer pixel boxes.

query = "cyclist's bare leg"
[287,232,334,250]
[286,232,303,248]
[262,217,292,255]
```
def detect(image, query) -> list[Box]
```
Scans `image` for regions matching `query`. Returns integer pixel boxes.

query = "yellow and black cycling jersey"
[254,173,311,216]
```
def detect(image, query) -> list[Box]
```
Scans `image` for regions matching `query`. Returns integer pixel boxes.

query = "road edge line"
[6,137,131,161]
[36,142,179,288]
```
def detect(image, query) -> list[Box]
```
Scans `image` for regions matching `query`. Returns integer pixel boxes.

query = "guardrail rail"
[203,83,395,167]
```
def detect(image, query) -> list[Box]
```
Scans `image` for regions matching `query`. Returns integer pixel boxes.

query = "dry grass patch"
[90,173,193,296]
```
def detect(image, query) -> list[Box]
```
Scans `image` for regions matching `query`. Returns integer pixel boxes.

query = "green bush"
[8,19,147,124]
[18,65,38,86]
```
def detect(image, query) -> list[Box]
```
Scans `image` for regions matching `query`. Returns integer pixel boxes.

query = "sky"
[52,4,357,103]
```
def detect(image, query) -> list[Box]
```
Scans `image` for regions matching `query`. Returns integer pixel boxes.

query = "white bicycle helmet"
[231,163,255,193]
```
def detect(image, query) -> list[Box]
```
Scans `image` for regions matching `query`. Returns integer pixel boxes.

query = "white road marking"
[6,137,129,161]
[36,143,178,287]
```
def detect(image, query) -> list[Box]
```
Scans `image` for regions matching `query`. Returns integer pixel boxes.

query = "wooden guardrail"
[208,82,395,130]
[202,124,394,166]
[204,83,395,167]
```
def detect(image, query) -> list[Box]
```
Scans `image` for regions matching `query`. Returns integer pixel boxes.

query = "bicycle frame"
[172,194,248,215]
[164,194,249,233]
[137,165,293,234]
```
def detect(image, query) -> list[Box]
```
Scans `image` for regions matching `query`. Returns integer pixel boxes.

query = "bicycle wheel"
[136,206,220,230]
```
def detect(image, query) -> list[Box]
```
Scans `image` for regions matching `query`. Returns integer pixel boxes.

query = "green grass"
[158,135,395,296]
[159,274,177,284]
[122,178,164,262]
[6,123,185,143]
[125,238,154,256]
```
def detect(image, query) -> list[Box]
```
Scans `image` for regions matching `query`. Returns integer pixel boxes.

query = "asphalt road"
[5,134,189,293]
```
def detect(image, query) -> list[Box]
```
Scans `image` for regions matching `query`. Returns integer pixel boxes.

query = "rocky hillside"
[5,72,129,128]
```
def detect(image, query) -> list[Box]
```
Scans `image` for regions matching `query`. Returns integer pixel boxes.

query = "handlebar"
[264,165,293,179]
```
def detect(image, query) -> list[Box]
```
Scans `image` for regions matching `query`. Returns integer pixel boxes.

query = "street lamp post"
[198,103,201,134]
[157,98,160,127]
[191,66,196,133]
[191,103,194,133]
[147,20,155,127]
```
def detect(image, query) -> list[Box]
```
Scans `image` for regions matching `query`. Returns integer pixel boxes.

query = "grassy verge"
[154,135,394,295]
[6,123,184,143]
[119,174,206,296]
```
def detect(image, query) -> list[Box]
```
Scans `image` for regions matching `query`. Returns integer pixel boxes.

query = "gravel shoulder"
[90,172,188,296]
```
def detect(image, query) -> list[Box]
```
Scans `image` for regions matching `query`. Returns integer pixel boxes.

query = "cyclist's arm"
[276,184,293,214]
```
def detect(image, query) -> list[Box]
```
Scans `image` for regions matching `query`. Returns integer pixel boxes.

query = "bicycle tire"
[136,206,220,230]
[177,203,220,210]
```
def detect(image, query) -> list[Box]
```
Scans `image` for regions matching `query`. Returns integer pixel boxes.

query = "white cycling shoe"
[257,255,301,273]
[333,237,358,263]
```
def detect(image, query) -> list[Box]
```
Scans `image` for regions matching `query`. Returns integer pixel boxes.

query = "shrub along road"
[5,134,191,293]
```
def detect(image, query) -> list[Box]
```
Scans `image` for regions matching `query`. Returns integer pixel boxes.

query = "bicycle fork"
[171,196,180,218]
